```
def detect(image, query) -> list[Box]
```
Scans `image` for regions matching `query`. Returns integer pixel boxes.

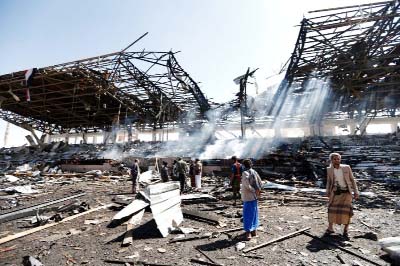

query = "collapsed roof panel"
[0,51,210,134]
[271,0,400,120]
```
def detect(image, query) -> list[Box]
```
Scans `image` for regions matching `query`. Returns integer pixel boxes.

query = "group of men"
[230,153,359,240]
[130,157,203,194]
[130,153,359,240]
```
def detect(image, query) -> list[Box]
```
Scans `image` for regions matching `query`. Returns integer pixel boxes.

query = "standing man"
[230,156,244,206]
[176,157,188,193]
[241,159,262,241]
[194,159,203,189]
[160,161,169,182]
[172,160,178,181]
[130,159,140,194]
[189,160,195,187]
[326,153,359,239]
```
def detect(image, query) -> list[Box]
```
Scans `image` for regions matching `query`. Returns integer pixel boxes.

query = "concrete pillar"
[309,124,318,136]
[127,124,133,143]
[322,124,336,136]
[82,132,87,144]
[103,131,111,144]
[274,127,281,138]
[303,126,311,137]
[390,121,398,133]
[348,122,357,135]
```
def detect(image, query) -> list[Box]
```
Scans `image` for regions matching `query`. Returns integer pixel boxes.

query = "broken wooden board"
[144,181,180,196]
[0,192,86,224]
[111,199,149,221]
[122,209,145,247]
[0,204,114,245]
[169,235,211,243]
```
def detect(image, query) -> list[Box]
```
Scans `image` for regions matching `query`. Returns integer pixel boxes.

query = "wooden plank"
[122,224,134,247]
[128,208,145,225]
[112,199,149,221]
[0,192,86,224]
[144,182,180,196]
[169,235,210,243]
[243,227,311,253]
[0,204,113,245]
[182,208,220,225]
[122,209,145,247]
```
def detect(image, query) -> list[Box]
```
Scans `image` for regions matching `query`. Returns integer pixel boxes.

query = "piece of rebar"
[121,32,149,52]
[169,235,210,243]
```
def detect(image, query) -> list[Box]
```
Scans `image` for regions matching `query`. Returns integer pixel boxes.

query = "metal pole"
[121,32,149,52]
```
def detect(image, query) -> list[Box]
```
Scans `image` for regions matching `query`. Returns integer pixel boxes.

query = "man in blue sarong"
[241,159,262,241]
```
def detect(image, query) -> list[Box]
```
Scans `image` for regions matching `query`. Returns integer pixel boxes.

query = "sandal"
[323,229,334,237]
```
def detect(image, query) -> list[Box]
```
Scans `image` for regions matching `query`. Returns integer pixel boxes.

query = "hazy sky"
[0,0,375,146]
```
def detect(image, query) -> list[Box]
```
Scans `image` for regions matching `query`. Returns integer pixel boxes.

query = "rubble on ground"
[0,134,399,265]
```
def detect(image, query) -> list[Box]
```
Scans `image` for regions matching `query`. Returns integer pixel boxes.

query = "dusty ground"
[0,176,399,266]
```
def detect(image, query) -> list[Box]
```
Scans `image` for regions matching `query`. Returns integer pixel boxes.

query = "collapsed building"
[0,1,400,266]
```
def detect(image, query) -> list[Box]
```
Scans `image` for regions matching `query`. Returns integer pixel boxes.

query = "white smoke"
[99,73,333,160]
[99,145,123,160]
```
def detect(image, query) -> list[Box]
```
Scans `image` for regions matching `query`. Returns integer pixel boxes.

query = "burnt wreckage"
[0,2,399,140]
[269,0,400,131]
[0,51,210,135]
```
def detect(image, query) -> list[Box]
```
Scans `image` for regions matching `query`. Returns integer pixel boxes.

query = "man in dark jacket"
[161,161,169,182]
[130,159,140,194]
[176,157,188,193]
[231,156,244,206]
